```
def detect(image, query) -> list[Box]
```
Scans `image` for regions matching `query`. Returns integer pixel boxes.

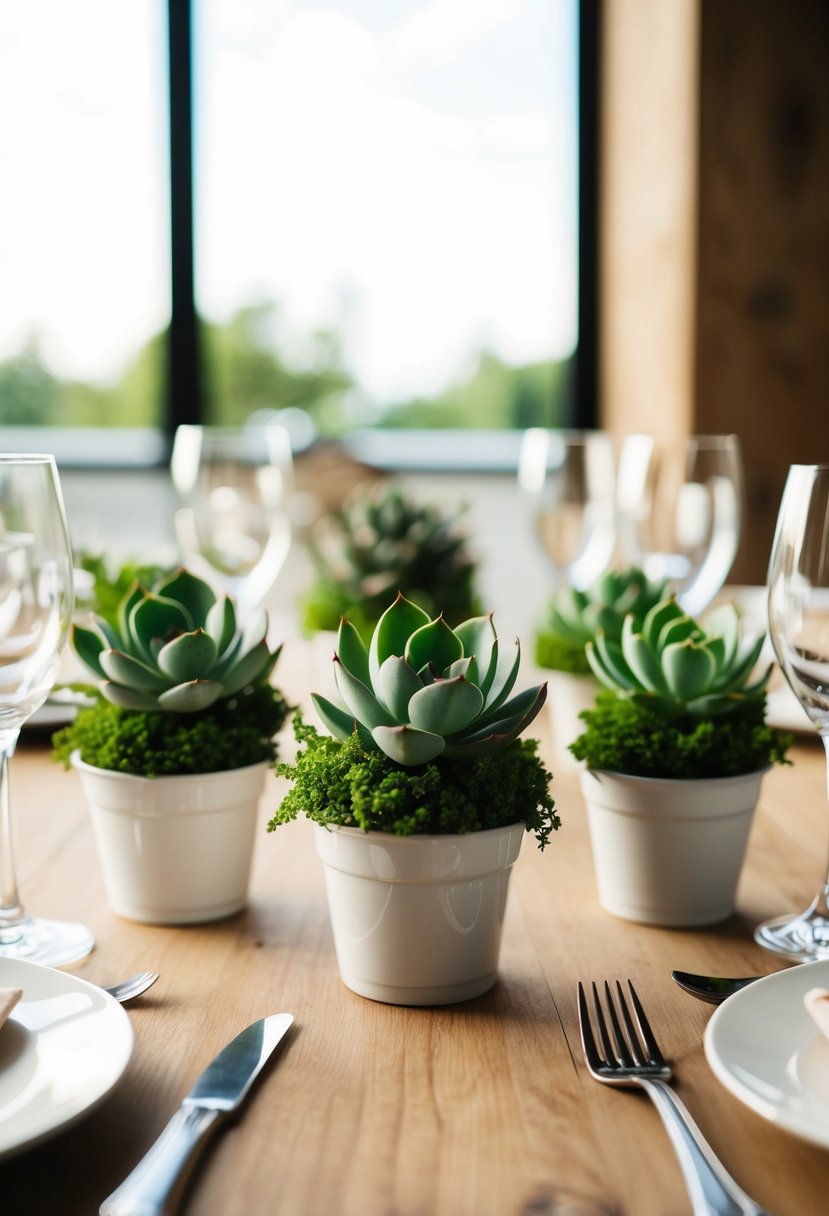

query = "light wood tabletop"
[3,640,829,1216]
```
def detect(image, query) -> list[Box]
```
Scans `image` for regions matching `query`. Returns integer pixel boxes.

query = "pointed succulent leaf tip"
[334,655,396,729]
[158,680,224,712]
[446,655,478,685]
[157,629,219,684]
[377,655,424,722]
[337,615,370,685]
[371,724,446,765]
[100,682,162,712]
[621,615,669,694]
[206,595,237,656]
[642,597,683,649]
[473,681,546,733]
[153,569,216,629]
[408,676,484,736]
[658,615,702,649]
[368,593,430,686]
[312,692,378,750]
[482,637,521,715]
[70,623,107,679]
[404,615,463,676]
[129,594,193,664]
[100,648,168,690]
[702,602,741,667]
[454,614,499,693]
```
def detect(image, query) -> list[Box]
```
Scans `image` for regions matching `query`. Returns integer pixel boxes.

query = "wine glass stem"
[0,730,25,943]
[816,734,829,921]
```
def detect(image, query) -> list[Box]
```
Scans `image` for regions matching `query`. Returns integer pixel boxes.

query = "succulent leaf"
[100,649,168,691]
[158,680,224,712]
[377,655,424,722]
[336,617,371,687]
[70,623,107,679]
[371,724,446,765]
[408,676,484,735]
[157,630,219,683]
[154,569,216,627]
[206,597,237,655]
[334,658,396,729]
[369,593,430,686]
[405,616,463,676]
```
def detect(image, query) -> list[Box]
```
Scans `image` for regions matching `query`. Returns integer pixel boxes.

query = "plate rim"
[0,957,134,1159]
[704,958,829,1149]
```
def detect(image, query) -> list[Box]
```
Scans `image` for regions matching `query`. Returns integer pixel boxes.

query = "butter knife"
[100,1013,294,1216]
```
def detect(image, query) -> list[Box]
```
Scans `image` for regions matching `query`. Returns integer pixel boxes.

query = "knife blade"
[99,1013,294,1216]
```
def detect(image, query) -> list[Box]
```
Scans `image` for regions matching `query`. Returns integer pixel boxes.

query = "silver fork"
[577,980,771,1216]
[102,971,159,1003]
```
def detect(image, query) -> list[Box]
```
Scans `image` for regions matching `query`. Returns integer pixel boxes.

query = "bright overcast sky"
[0,0,577,405]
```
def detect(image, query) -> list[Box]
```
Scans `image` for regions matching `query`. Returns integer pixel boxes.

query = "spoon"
[671,969,765,1005]
[102,971,159,1003]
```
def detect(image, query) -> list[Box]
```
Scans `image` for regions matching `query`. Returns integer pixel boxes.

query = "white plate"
[705,959,829,1149]
[0,958,134,1159]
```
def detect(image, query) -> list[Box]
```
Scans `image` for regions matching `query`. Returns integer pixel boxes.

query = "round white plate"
[705,959,829,1149]
[0,958,134,1159]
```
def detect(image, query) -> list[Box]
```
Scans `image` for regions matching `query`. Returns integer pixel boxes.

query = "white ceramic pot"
[546,671,597,772]
[579,767,767,927]
[72,754,267,925]
[313,821,525,1006]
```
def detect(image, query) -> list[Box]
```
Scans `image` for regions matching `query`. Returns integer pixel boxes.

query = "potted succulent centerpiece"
[301,484,480,642]
[571,598,792,927]
[269,593,559,1006]
[53,569,288,925]
[534,568,667,770]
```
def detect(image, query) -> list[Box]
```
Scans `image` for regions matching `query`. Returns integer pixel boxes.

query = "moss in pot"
[269,593,559,1005]
[53,568,288,924]
[570,597,793,927]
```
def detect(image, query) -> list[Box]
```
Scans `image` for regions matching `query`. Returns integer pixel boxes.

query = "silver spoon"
[671,969,766,1004]
[102,971,159,1003]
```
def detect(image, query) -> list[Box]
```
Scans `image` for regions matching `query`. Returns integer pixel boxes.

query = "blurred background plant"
[301,484,481,640]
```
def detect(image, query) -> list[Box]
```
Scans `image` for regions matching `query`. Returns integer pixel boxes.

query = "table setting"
[2,442,829,1214]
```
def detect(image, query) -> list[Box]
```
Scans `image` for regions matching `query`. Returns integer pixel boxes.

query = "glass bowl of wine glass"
[171,422,293,620]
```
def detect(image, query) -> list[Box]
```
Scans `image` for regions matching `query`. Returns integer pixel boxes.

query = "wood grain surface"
[2,641,829,1216]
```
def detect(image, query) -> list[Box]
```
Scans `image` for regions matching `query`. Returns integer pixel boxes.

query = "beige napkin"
[804,988,829,1040]
[0,988,22,1031]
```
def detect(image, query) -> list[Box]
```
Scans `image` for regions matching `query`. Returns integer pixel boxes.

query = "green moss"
[52,681,289,777]
[569,692,793,780]
[534,631,592,674]
[269,713,560,849]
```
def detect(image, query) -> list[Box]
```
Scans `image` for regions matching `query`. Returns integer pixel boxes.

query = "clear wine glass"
[518,429,617,590]
[755,464,829,961]
[616,433,743,616]
[0,455,94,966]
[171,423,293,619]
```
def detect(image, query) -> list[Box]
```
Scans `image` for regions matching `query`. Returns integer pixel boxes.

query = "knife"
[100,1013,294,1216]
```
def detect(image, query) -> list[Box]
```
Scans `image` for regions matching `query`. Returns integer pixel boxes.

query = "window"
[0,0,169,429]
[0,0,584,447]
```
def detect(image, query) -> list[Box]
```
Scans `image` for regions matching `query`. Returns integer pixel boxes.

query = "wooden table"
[3,643,829,1216]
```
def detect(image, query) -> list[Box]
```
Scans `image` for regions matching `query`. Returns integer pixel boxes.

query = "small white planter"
[580,767,767,927]
[546,671,597,772]
[314,821,525,1006]
[73,753,267,925]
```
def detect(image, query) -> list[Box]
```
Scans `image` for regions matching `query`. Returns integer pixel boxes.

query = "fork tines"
[578,979,668,1073]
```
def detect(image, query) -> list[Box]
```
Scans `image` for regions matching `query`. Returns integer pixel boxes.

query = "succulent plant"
[585,597,770,719]
[312,593,547,765]
[543,568,669,650]
[70,568,280,713]
[303,485,479,638]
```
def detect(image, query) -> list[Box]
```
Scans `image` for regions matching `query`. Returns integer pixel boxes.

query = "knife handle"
[99,1105,225,1216]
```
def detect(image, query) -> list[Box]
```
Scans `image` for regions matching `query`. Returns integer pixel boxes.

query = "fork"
[577,980,771,1216]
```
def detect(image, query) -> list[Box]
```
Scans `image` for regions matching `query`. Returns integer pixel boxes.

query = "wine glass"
[171,423,293,619]
[518,429,617,590]
[616,434,743,616]
[755,464,829,961]
[0,455,94,966]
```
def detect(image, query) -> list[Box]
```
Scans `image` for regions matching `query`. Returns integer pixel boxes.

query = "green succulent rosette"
[535,567,669,672]
[313,593,547,766]
[70,568,280,713]
[585,597,770,720]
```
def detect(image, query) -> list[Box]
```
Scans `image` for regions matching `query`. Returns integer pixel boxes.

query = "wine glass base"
[0,917,94,968]
[754,911,829,963]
